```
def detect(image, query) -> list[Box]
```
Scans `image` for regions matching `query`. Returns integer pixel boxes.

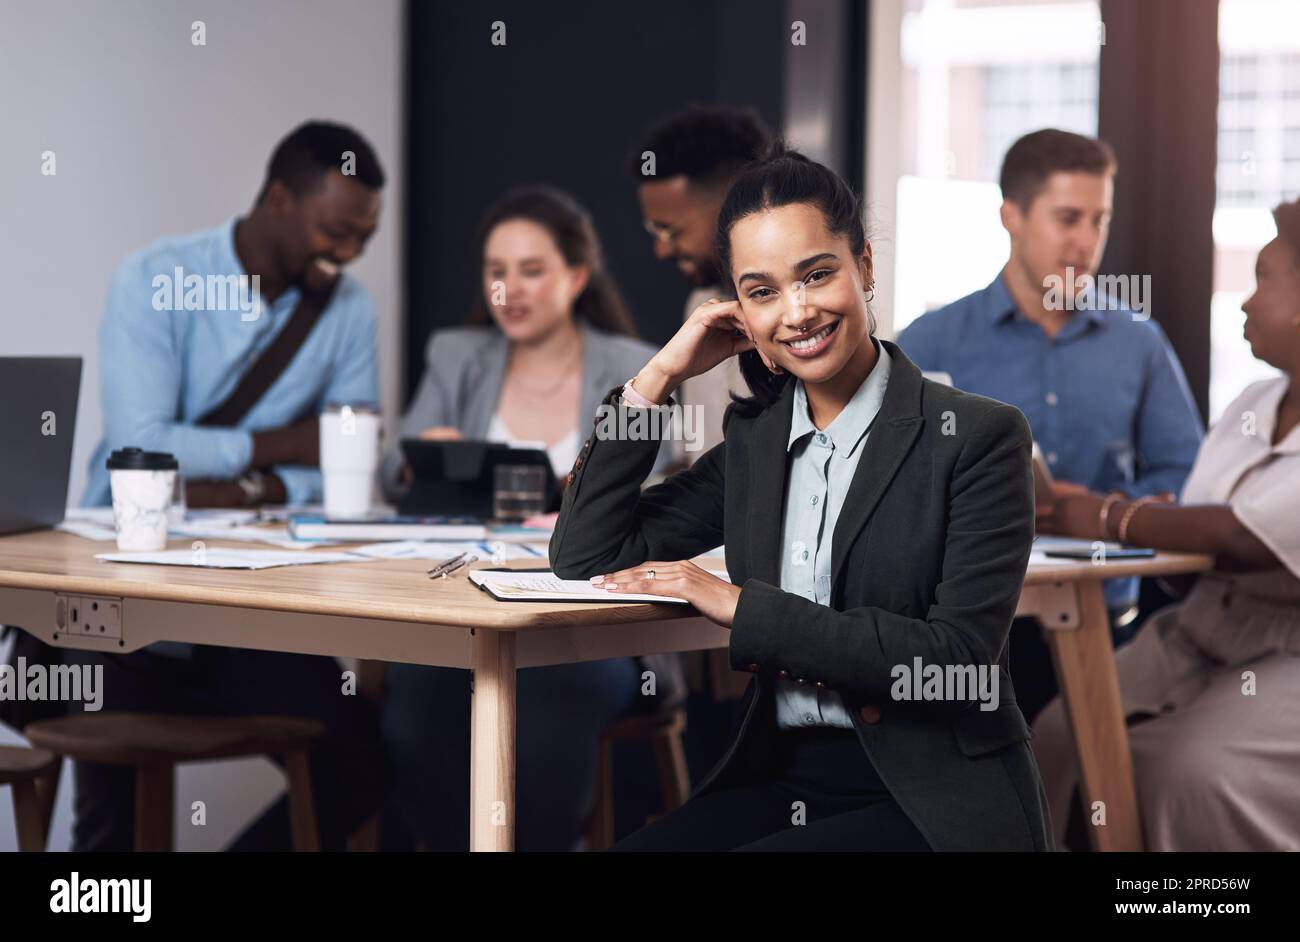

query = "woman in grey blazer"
[551,147,1054,851]
[381,193,678,493]
[380,188,678,850]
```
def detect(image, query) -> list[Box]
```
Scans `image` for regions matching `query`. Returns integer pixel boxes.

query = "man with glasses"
[632,106,772,457]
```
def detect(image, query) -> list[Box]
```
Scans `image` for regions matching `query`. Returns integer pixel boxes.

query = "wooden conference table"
[0,529,1211,851]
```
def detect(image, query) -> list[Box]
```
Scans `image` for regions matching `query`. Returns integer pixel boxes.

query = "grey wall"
[0,0,404,851]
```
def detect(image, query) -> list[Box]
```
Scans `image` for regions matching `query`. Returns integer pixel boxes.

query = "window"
[1210,0,1300,420]
[884,0,1103,335]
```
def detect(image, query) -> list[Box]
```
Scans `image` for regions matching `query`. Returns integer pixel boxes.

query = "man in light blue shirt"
[84,130,381,509]
[896,129,1203,720]
[775,338,891,728]
[64,122,387,852]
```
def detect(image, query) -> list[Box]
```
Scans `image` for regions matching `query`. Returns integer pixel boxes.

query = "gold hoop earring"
[864,289,875,303]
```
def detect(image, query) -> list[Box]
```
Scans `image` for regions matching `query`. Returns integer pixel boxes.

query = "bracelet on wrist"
[1117,495,1159,545]
[621,376,657,409]
[1098,491,1125,541]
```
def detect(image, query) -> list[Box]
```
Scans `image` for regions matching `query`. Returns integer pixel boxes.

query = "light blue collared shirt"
[896,272,1203,609]
[83,219,379,507]
[775,340,892,729]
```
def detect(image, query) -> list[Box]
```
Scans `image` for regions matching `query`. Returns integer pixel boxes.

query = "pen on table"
[431,555,478,579]
[427,552,467,577]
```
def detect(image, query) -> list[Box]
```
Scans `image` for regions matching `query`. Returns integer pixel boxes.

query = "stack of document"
[95,548,366,570]
[288,514,487,542]
[59,508,332,549]
[351,540,547,561]
[287,514,556,544]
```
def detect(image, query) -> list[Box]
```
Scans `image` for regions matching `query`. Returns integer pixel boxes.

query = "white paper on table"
[56,519,119,541]
[58,507,119,540]
[57,518,326,548]
[169,521,335,549]
[65,507,118,525]
[351,540,546,561]
[95,548,368,570]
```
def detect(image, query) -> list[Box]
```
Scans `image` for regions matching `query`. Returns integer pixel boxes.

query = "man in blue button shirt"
[896,129,1203,721]
[65,122,387,850]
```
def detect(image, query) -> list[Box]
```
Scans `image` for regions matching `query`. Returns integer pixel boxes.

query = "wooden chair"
[0,745,61,851]
[584,706,690,851]
[24,713,324,851]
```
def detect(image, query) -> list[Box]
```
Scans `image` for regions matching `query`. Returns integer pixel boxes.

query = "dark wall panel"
[405,0,784,401]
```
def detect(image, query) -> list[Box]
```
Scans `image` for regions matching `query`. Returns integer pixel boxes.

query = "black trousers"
[612,726,932,851]
[60,645,385,851]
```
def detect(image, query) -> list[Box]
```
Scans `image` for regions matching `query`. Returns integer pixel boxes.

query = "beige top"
[1156,374,1300,673]
[1180,376,1300,595]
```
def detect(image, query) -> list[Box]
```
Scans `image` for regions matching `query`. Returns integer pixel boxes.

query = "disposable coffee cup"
[106,448,178,551]
[320,403,381,518]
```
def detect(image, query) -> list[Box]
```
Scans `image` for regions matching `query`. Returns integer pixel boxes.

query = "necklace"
[507,344,581,399]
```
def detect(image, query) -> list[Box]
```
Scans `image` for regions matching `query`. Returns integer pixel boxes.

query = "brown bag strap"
[196,279,339,428]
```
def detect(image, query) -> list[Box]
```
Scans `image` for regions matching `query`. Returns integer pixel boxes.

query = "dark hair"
[466,187,639,337]
[631,105,773,191]
[715,142,870,419]
[258,121,385,201]
[999,128,1116,210]
[1274,199,1300,265]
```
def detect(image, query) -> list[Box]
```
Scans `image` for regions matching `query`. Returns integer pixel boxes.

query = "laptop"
[0,357,82,535]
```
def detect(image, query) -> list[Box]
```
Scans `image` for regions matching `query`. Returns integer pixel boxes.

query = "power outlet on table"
[55,594,123,639]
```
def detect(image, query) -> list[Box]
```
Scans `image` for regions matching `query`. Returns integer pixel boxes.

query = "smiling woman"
[550,145,1052,852]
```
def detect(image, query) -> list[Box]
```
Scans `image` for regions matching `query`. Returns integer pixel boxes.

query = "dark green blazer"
[550,340,1053,851]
